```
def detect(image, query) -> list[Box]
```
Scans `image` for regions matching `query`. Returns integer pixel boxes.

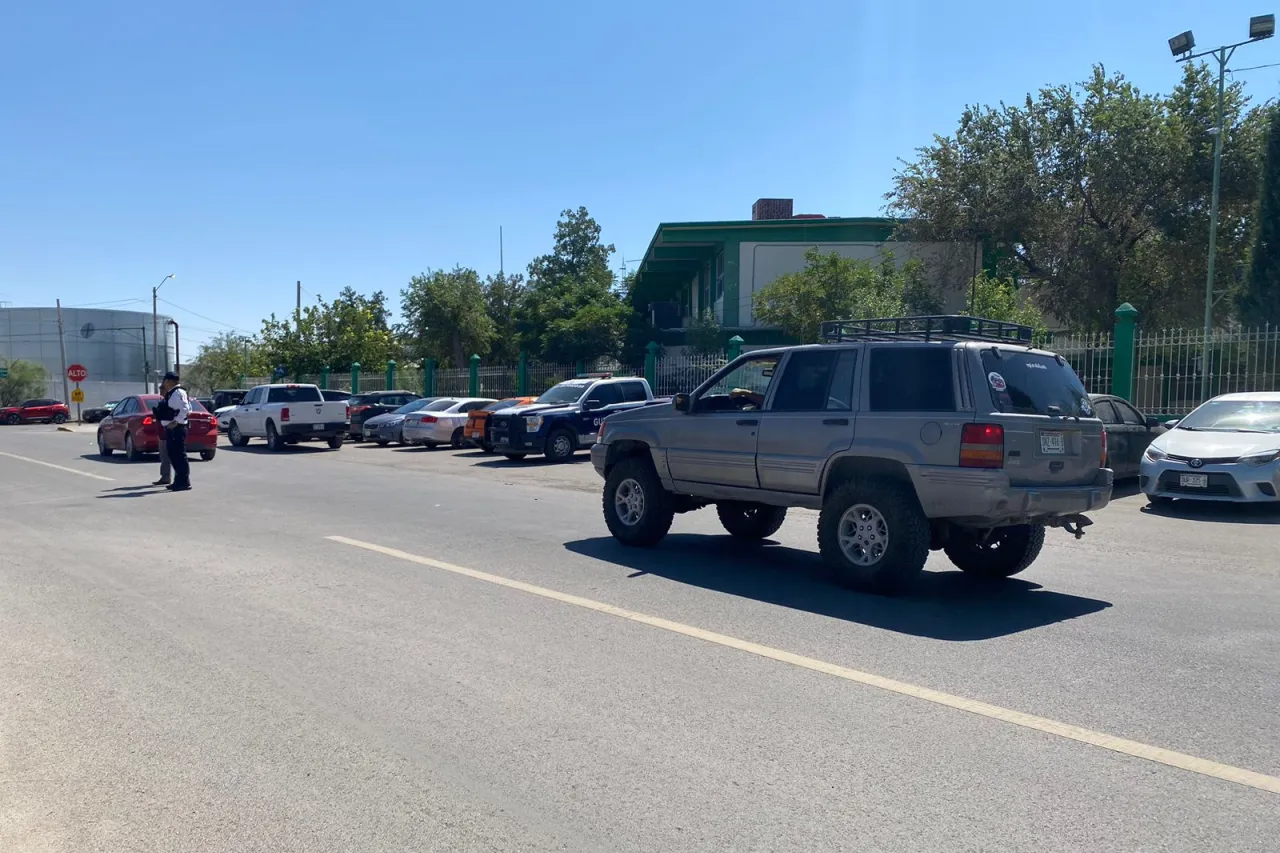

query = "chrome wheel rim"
[614,478,645,526]
[838,503,889,567]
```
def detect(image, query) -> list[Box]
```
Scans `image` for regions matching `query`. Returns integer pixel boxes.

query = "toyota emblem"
[1189,458,1204,468]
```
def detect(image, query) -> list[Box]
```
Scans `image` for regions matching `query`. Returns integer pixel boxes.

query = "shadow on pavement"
[1109,480,1143,500]
[472,455,591,468]
[563,535,1112,642]
[220,443,329,455]
[1140,499,1280,524]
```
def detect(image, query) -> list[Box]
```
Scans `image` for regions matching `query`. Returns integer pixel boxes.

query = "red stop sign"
[67,364,88,382]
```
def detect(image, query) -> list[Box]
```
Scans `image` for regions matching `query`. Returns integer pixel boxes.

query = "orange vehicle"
[464,396,536,451]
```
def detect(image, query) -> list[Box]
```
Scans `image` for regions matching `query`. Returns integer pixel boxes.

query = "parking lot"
[2,423,1278,852]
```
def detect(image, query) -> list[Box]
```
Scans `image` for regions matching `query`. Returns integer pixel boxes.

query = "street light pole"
[1169,16,1274,402]
[167,320,180,373]
[152,273,174,392]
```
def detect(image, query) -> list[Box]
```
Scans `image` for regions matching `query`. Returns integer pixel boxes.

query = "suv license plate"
[1179,473,1208,488]
[1039,431,1065,454]
[312,423,324,430]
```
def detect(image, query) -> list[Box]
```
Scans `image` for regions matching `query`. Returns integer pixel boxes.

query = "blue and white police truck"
[486,374,661,462]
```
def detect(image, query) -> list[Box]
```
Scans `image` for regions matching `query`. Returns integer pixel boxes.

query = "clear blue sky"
[2,0,1277,349]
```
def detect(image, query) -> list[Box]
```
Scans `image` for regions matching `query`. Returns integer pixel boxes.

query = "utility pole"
[1169,16,1275,401]
[152,273,174,392]
[55,299,70,406]
[499,227,504,277]
[296,280,302,324]
[140,325,148,392]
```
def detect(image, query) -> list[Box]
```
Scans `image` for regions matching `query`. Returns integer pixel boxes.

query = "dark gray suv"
[591,316,1113,594]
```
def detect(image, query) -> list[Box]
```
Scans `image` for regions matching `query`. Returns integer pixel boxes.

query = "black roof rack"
[820,315,1035,345]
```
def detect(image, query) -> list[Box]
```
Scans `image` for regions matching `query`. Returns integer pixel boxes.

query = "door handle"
[823,418,850,426]
[735,419,758,426]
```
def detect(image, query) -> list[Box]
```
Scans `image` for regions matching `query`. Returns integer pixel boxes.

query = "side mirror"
[1146,416,1160,429]
[672,393,691,412]
[1164,419,1180,429]
[583,399,604,412]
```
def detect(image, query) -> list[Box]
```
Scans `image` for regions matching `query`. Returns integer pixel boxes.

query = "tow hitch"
[1049,514,1093,540]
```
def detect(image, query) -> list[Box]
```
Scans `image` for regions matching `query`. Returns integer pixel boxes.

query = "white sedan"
[401,397,497,448]
[1140,392,1280,504]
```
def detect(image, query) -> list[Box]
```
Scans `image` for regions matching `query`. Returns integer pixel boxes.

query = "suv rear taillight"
[960,423,1004,468]
[1101,429,1108,467]
[345,405,350,420]
[281,407,290,422]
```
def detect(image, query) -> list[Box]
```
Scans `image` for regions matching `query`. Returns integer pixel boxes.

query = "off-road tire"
[817,478,930,594]
[327,435,344,449]
[943,524,1046,579]
[265,421,285,452]
[716,502,787,540]
[97,430,113,457]
[545,428,577,462]
[228,421,250,447]
[603,456,674,547]
[199,448,217,461]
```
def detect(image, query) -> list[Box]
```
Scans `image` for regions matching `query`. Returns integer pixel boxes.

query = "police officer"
[154,371,192,492]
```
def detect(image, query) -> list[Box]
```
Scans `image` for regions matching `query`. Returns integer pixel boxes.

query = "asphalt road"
[2,425,1278,852]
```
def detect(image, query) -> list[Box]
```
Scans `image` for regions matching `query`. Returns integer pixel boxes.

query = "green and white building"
[631,199,978,346]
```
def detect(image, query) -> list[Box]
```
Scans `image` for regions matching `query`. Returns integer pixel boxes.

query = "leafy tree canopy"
[0,359,47,406]
[753,248,1041,343]
[1239,105,1280,327]
[400,267,495,368]
[519,207,629,362]
[184,333,270,393]
[260,287,398,375]
[888,63,1269,329]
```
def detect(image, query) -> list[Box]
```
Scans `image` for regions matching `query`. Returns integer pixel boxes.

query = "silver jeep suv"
[590,316,1113,594]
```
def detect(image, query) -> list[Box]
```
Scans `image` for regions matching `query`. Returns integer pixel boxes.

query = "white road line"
[328,534,1280,797]
[0,451,114,481]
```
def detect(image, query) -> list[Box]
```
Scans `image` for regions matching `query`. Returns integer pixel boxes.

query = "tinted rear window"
[982,351,1091,416]
[868,347,956,412]
[266,386,323,404]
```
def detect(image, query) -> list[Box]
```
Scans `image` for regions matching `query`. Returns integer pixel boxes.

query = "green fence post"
[319,366,330,389]
[726,334,744,361]
[575,359,586,377]
[1112,303,1138,400]
[350,362,361,395]
[469,354,481,396]
[424,359,436,396]
[645,341,659,389]
[386,359,397,390]
[517,351,528,396]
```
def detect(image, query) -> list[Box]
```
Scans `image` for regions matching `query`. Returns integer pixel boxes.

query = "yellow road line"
[326,534,1280,796]
[0,451,114,481]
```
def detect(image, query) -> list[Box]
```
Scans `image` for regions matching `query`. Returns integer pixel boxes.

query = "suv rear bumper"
[912,466,1113,521]
[281,421,347,439]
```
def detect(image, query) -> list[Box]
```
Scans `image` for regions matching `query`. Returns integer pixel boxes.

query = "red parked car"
[95,395,219,461]
[1,398,70,425]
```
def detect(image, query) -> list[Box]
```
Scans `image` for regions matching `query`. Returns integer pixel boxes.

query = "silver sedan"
[1139,392,1280,504]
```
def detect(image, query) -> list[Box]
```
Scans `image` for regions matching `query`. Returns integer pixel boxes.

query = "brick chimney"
[752,198,793,221]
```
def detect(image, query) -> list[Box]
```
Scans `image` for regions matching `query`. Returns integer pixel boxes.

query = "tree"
[259,287,398,375]
[965,273,1046,334]
[887,63,1269,329]
[184,333,267,393]
[752,249,908,343]
[753,249,1044,344]
[483,271,527,362]
[0,359,47,406]
[1239,106,1280,327]
[400,266,495,367]
[685,309,724,356]
[519,207,629,362]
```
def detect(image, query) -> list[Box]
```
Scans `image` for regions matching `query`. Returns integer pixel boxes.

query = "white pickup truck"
[224,383,348,451]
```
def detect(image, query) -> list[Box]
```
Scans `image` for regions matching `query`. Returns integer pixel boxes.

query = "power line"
[155,297,252,334]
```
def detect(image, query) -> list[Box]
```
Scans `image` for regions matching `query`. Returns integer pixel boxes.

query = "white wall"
[737,241,976,326]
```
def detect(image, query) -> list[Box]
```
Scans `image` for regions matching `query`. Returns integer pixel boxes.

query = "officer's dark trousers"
[166,425,190,488]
